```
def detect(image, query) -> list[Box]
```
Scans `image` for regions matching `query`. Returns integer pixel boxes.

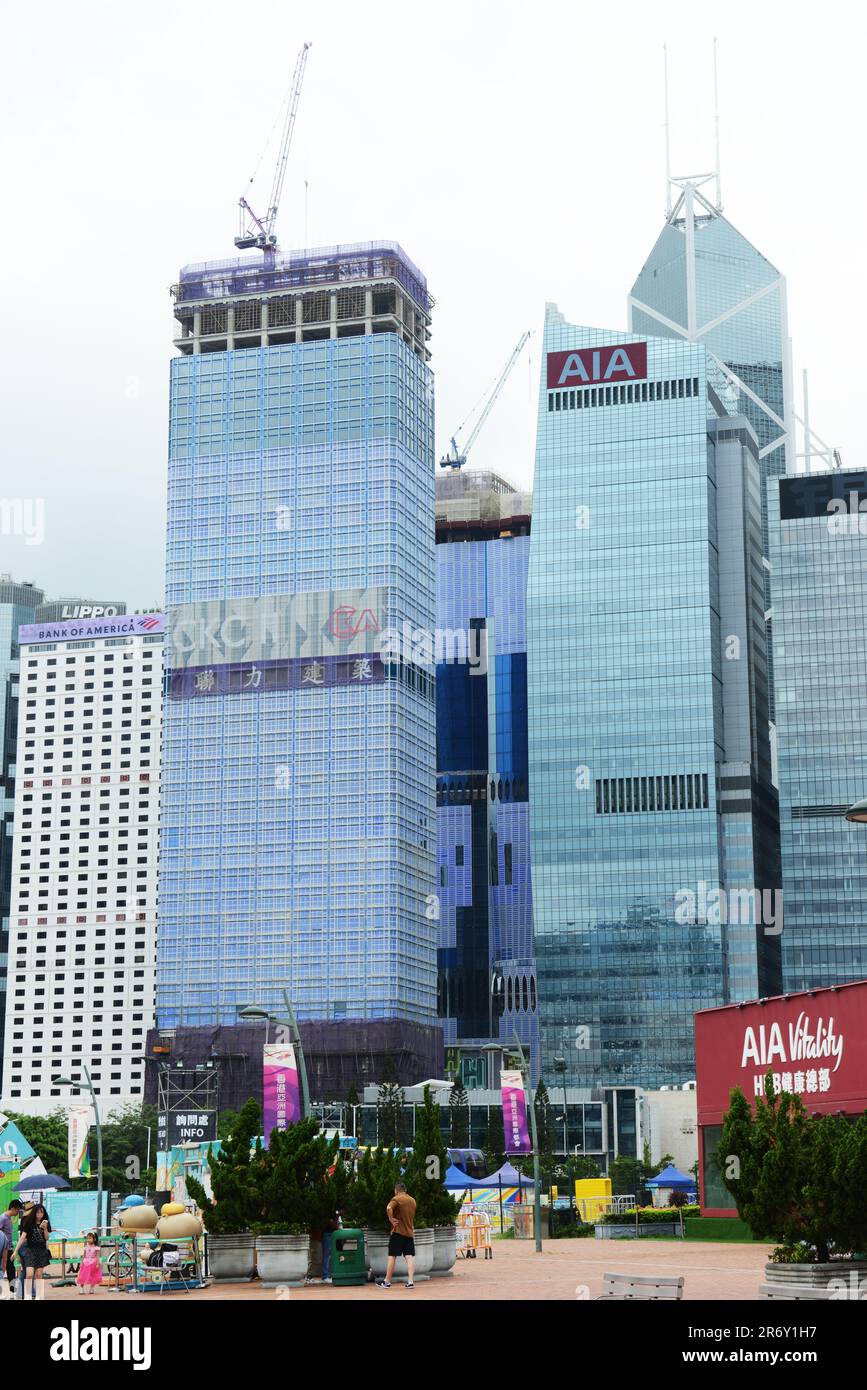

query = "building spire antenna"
[664,44,672,217]
[713,36,722,210]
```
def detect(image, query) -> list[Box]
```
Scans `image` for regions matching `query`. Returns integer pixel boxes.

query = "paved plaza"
[39,1238,774,1302]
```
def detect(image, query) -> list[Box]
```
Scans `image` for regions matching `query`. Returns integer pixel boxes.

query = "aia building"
[527,314,781,1091]
[695,979,867,1213]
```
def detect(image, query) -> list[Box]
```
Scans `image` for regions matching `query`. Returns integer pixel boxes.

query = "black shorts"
[387,1233,415,1259]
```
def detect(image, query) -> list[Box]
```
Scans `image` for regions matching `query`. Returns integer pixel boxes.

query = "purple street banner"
[263,1044,301,1145]
[501,1069,532,1155]
[19,613,164,645]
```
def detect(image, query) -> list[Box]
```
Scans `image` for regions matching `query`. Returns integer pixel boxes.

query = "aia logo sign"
[326,606,381,641]
[547,341,647,389]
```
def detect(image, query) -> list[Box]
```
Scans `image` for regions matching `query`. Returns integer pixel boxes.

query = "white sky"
[1,0,863,607]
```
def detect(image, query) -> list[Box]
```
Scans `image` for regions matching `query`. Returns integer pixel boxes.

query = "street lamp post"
[239,989,311,1117]
[511,1035,542,1254]
[52,1065,104,1234]
[553,1055,569,1157]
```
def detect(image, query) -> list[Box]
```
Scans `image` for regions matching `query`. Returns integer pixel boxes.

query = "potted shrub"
[342,1145,405,1278]
[186,1098,262,1281]
[721,1074,867,1288]
[250,1116,342,1285]
[403,1086,461,1277]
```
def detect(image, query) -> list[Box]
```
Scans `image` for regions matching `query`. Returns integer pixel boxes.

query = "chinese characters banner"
[168,653,386,700]
[263,1044,301,1146]
[67,1104,92,1178]
[501,1070,532,1155]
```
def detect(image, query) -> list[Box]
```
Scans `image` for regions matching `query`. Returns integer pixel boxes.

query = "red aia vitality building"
[695,978,867,1216]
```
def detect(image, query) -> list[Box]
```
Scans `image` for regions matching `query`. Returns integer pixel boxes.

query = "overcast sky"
[1,0,862,607]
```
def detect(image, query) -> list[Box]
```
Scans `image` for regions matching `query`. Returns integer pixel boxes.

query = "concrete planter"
[362,1228,435,1280]
[764,1260,867,1292]
[431,1226,457,1276]
[206,1233,256,1282]
[413,1228,435,1277]
[595,1222,680,1240]
[255,1234,311,1287]
[363,1230,391,1279]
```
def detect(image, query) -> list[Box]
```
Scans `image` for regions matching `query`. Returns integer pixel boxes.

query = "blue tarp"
[645,1163,695,1190]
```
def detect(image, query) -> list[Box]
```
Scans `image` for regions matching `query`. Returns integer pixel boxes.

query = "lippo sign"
[546,341,647,390]
[695,978,867,1125]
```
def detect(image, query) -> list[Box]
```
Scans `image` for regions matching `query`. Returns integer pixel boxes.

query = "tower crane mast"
[235,41,311,255]
[440,330,531,469]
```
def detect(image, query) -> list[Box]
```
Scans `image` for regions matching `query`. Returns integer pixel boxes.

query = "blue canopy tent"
[479,1162,535,1188]
[645,1163,695,1191]
[443,1164,487,1190]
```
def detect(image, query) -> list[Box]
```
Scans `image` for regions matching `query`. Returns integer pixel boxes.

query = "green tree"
[342,1146,405,1232]
[186,1097,262,1234]
[556,1153,601,1183]
[448,1076,470,1148]
[482,1105,505,1176]
[609,1154,643,1197]
[534,1079,557,1177]
[720,1073,867,1262]
[376,1057,405,1149]
[217,1108,242,1141]
[98,1104,159,1196]
[249,1117,341,1234]
[403,1086,460,1229]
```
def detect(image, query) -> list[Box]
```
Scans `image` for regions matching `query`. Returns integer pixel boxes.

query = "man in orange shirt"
[376,1182,417,1289]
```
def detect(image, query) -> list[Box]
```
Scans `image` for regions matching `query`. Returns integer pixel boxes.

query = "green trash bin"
[332,1228,366,1287]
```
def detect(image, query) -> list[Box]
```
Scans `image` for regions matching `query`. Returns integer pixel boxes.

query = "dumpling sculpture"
[117,1204,159,1233]
[156,1201,204,1240]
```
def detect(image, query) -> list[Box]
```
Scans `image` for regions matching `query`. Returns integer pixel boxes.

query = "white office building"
[1,612,164,1116]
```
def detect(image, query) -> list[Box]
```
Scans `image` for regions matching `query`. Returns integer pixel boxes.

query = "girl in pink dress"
[77,1232,102,1293]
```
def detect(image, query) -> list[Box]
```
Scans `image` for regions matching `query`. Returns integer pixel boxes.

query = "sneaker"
[375,1279,392,1288]
[405,1281,414,1289]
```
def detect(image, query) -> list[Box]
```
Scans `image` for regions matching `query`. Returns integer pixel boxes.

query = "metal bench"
[596,1271,684,1300]
[758,1283,837,1300]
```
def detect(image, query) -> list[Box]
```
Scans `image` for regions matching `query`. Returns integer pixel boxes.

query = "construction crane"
[440,330,531,469]
[235,41,311,255]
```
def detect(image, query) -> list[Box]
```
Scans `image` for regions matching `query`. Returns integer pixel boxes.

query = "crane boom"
[235,41,312,254]
[440,330,531,469]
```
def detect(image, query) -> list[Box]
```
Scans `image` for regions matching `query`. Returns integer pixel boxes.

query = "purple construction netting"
[174,241,432,314]
[144,1019,443,1111]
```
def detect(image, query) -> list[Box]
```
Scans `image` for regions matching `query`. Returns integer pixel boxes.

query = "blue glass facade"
[527,317,780,1090]
[770,471,867,988]
[435,482,536,1063]
[158,245,438,1036]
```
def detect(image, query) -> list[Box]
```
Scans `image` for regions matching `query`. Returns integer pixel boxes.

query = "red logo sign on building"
[546,341,648,390]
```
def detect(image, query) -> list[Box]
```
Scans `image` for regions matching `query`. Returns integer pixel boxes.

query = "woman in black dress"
[13,1204,51,1299]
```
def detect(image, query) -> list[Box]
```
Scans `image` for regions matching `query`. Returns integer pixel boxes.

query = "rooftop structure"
[171,241,432,361]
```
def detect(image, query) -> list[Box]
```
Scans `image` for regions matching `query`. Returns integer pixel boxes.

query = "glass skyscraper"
[769,470,867,989]
[157,242,441,1090]
[527,317,780,1090]
[629,188,792,716]
[434,469,536,1080]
